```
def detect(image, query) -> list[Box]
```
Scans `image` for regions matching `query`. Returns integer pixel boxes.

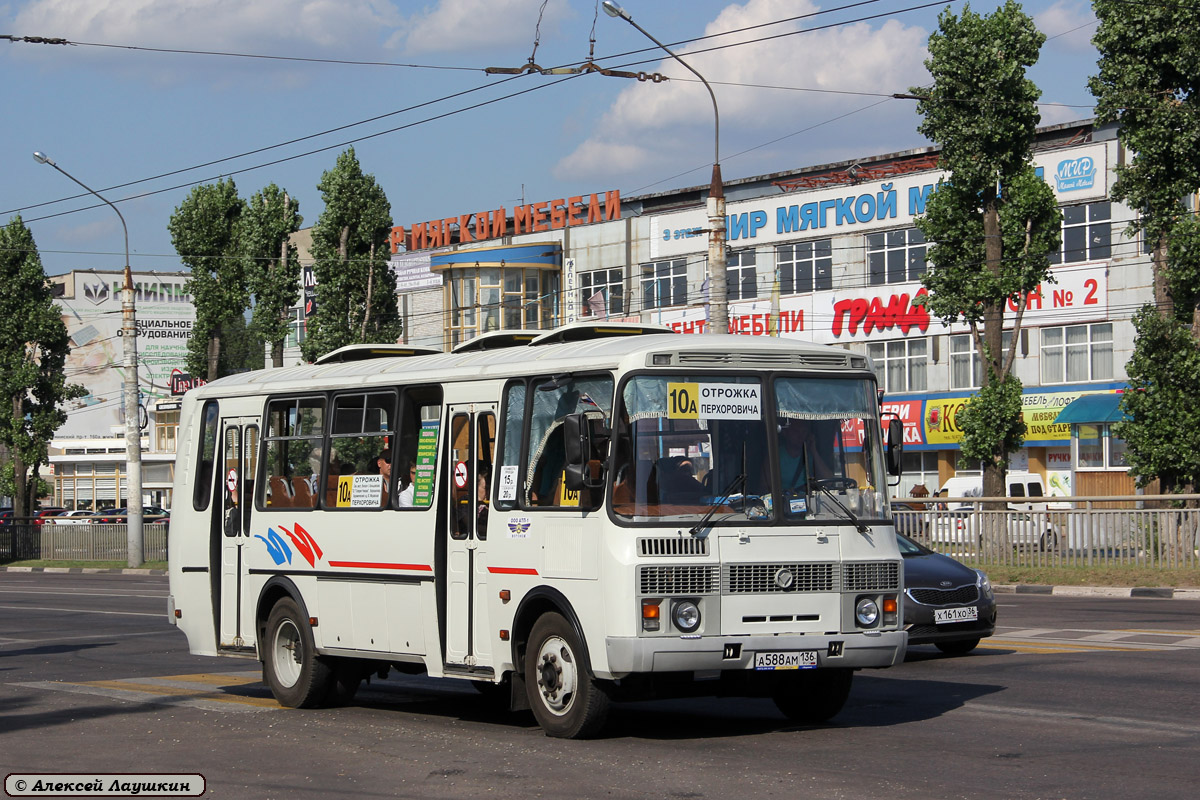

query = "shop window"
[579,268,624,317]
[640,258,688,310]
[949,332,1014,389]
[868,338,927,393]
[446,266,559,348]
[1074,423,1128,471]
[777,239,832,294]
[1050,202,1111,264]
[1041,323,1113,384]
[725,249,758,301]
[867,228,925,285]
[900,451,938,498]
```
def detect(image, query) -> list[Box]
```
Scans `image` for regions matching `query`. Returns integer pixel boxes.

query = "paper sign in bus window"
[667,382,761,420]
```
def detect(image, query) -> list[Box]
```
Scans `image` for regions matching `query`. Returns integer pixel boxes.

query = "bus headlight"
[855,597,880,627]
[672,600,701,633]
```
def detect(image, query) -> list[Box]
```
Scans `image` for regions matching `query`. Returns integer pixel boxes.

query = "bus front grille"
[639,565,721,595]
[843,561,901,591]
[724,562,836,594]
[638,537,709,557]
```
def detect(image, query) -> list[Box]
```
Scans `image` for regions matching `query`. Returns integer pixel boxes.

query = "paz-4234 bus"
[167,323,907,738]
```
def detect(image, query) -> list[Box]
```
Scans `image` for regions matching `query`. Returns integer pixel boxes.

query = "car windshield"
[896,532,930,556]
[610,373,890,525]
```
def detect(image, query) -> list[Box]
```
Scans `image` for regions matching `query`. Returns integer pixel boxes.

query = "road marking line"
[0,604,163,617]
[981,639,1148,652]
[80,679,282,707]
[0,589,166,599]
[963,702,1200,736]
[0,630,173,647]
[15,680,277,713]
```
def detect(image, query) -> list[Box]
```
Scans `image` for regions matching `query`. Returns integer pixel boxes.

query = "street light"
[33,151,143,567]
[602,1,727,335]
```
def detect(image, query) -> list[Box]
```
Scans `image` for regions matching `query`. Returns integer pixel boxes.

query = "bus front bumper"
[601,629,907,678]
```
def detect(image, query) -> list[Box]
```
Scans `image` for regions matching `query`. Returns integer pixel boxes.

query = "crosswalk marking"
[979,627,1200,654]
[16,671,280,713]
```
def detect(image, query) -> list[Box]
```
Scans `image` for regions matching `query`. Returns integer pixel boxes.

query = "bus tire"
[525,612,609,739]
[263,597,333,708]
[773,668,853,724]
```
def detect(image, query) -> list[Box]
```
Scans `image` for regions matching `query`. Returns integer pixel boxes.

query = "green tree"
[168,179,248,381]
[911,1,1062,499]
[243,185,303,367]
[1090,0,1200,323]
[0,217,85,516]
[301,148,401,362]
[1091,2,1200,496]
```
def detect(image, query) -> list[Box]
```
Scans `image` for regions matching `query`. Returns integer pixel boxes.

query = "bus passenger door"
[444,405,497,669]
[217,417,259,651]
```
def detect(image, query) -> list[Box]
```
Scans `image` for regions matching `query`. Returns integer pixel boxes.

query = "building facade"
[47,270,197,510]
[386,119,1151,498]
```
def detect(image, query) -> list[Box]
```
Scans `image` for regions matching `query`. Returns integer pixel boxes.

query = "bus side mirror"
[563,413,604,494]
[886,417,904,476]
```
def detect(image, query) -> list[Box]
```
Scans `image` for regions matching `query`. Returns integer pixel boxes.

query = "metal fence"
[3,497,1200,569]
[894,495,1200,569]
[0,522,168,563]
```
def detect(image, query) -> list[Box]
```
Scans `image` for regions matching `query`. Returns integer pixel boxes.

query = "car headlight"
[855,597,879,627]
[976,569,993,599]
[672,600,701,633]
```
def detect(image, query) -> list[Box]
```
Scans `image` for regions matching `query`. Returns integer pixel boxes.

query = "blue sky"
[1,0,1101,276]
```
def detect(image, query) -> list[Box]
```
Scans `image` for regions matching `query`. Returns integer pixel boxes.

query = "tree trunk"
[207,334,221,382]
[981,199,1007,507]
[361,242,375,340]
[1153,233,1173,321]
[11,396,27,518]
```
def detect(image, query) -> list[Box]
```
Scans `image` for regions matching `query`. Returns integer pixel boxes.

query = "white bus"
[167,324,907,738]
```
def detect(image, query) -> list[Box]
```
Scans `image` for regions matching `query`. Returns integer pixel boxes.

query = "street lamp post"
[602,1,727,335]
[33,152,143,567]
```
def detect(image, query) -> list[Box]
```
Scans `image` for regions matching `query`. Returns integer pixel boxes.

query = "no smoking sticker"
[453,461,469,489]
[226,469,238,493]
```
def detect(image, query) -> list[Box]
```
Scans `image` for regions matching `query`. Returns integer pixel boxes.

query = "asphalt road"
[1,572,1197,799]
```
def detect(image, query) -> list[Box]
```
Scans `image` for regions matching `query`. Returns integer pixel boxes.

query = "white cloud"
[1035,1,1096,53]
[391,0,571,56]
[555,0,930,183]
[13,0,401,51]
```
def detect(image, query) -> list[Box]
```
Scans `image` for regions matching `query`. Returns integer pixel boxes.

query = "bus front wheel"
[263,597,333,708]
[773,668,853,724]
[525,612,610,739]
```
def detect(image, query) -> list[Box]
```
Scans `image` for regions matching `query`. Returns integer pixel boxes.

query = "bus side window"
[260,396,325,511]
[495,380,527,511]
[398,385,443,509]
[193,401,220,511]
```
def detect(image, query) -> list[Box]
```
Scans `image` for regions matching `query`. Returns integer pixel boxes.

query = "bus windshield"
[611,374,889,525]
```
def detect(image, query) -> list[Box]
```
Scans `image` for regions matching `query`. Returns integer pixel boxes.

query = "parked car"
[90,506,170,523]
[899,531,997,655]
[55,509,99,524]
[0,508,12,525]
[932,472,1064,550]
[33,507,67,525]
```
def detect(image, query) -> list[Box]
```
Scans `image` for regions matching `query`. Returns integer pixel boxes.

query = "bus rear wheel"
[772,668,853,724]
[525,612,610,739]
[263,597,333,708]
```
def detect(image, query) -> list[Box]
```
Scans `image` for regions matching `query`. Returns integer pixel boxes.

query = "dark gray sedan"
[899,532,996,655]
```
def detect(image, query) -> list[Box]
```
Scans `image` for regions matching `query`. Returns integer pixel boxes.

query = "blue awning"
[1053,393,1128,425]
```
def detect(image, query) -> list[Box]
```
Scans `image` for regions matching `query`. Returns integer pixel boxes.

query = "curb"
[995,583,1200,600]
[0,566,167,575]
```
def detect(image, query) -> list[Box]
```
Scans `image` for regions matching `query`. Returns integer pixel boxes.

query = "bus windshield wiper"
[810,478,869,534]
[689,470,746,537]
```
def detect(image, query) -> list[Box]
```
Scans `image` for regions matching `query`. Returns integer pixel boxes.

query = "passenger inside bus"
[396,458,416,507]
